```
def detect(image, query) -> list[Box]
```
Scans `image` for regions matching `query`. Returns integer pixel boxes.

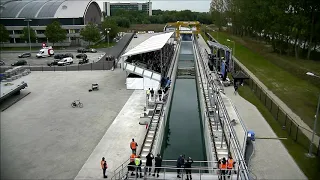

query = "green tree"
[0,24,9,43]
[20,27,36,43]
[80,22,101,46]
[102,18,119,42]
[44,21,67,46]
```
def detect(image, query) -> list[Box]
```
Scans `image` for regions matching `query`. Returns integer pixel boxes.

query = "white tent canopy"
[121,32,174,57]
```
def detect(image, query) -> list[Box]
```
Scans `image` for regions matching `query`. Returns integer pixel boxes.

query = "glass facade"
[106,2,150,16]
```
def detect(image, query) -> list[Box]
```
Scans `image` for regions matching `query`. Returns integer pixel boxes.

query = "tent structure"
[121,32,175,90]
[122,32,174,58]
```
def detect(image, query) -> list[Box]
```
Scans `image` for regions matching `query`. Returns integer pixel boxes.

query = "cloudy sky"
[96,0,211,12]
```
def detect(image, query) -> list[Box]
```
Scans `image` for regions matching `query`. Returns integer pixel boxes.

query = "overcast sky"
[96,0,211,12]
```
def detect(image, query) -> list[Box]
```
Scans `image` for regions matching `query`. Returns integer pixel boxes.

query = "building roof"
[0,0,99,19]
[122,32,174,57]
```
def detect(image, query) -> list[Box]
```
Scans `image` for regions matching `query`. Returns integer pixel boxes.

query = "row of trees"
[105,10,212,28]
[0,22,67,46]
[210,0,320,60]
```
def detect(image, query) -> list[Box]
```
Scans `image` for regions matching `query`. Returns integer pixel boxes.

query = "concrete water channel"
[161,36,207,167]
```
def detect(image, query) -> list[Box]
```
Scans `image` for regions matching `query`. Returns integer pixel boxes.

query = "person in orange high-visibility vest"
[130,138,138,154]
[130,153,136,162]
[227,155,236,178]
[100,157,108,178]
[218,157,227,180]
[128,153,136,176]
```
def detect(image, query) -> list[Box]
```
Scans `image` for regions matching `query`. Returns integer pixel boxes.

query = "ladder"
[139,102,164,160]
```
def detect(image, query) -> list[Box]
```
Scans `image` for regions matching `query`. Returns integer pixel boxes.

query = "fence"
[233,61,320,156]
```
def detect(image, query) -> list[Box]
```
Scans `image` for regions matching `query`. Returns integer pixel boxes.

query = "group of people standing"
[218,155,236,180]
[176,155,194,180]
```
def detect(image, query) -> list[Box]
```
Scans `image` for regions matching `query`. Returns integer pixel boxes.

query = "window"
[69,29,75,34]
[8,30,13,34]
[14,30,23,34]
[37,30,45,34]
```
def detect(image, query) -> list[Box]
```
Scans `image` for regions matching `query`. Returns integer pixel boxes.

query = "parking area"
[0,70,133,179]
[0,51,105,66]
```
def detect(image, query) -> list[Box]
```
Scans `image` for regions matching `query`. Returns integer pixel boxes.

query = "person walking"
[184,157,193,180]
[146,88,151,100]
[158,88,163,101]
[130,138,138,154]
[176,154,185,178]
[227,155,236,178]
[218,157,227,180]
[128,153,136,176]
[153,154,162,178]
[100,157,108,178]
[234,81,238,95]
[146,152,154,175]
[150,88,155,99]
[135,155,143,178]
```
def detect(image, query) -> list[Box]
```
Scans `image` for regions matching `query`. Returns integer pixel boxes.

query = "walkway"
[224,86,307,179]
[74,90,147,179]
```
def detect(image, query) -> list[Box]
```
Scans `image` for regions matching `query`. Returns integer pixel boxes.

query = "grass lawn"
[120,24,166,32]
[238,85,320,179]
[209,31,320,134]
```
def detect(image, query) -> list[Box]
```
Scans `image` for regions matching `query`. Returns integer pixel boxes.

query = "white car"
[57,57,73,66]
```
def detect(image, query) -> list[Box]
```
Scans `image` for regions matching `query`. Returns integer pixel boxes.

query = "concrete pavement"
[0,70,133,179]
[74,90,147,179]
[224,86,307,179]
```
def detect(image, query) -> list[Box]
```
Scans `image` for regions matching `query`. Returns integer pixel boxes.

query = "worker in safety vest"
[128,153,136,176]
[227,155,236,178]
[135,155,143,178]
[130,138,138,154]
[146,88,150,99]
[100,157,108,178]
[218,157,227,180]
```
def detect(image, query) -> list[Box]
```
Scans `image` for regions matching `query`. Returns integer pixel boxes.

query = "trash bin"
[247,130,255,141]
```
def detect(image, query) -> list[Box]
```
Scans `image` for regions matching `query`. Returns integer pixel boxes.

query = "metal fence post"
[259,87,262,100]
[270,97,273,111]
[91,63,93,71]
[264,91,267,106]
[276,107,280,120]
[295,125,299,141]
[289,117,293,135]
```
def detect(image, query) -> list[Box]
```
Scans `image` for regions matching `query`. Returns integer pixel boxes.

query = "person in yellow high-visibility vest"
[135,155,143,178]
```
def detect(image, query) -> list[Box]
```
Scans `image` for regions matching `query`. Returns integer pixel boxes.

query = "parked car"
[77,48,86,53]
[0,60,5,66]
[76,53,87,59]
[47,59,61,66]
[78,58,89,64]
[18,52,31,58]
[65,53,74,58]
[133,34,138,38]
[11,60,27,66]
[57,57,73,66]
[54,54,66,59]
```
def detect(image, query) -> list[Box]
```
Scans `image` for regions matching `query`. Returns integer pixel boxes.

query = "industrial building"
[0,0,102,47]
[103,1,152,16]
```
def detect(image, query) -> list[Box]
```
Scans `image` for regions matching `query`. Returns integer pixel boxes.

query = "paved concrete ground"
[0,70,133,179]
[0,51,105,66]
[224,86,307,180]
[75,90,147,179]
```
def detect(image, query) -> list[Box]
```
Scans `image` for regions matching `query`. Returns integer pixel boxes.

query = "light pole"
[306,72,320,158]
[24,19,32,52]
[105,28,111,47]
[227,39,235,72]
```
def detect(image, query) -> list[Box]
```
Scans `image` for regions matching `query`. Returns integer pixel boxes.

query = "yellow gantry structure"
[165,21,201,39]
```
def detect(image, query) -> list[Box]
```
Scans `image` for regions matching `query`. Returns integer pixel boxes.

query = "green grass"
[89,41,115,49]
[210,31,320,134]
[237,85,320,179]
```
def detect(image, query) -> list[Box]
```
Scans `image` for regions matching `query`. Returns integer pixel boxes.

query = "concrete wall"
[152,39,181,156]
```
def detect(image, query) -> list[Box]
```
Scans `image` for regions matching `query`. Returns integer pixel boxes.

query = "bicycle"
[71,100,83,108]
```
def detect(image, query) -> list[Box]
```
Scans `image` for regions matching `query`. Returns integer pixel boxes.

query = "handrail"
[192,36,220,162]
[148,104,165,154]
[193,35,250,180]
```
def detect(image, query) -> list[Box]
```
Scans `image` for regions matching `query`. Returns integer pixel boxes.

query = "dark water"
[161,40,207,166]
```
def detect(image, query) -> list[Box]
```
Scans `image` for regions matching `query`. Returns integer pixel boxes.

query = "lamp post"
[24,19,32,52]
[306,72,320,158]
[227,39,235,72]
[105,28,111,47]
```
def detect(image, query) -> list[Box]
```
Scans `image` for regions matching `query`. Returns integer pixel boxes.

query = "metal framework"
[166,21,201,39]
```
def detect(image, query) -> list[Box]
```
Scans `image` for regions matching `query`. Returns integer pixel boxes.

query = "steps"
[139,103,164,159]
[124,62,162,81]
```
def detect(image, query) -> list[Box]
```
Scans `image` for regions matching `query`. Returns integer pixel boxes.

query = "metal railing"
[193,35,250,180]
[110,159,248,180]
